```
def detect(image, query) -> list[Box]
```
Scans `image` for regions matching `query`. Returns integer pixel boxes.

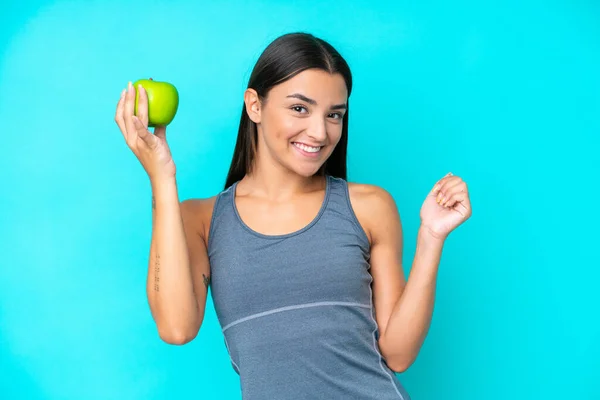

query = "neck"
[241,155,324,201]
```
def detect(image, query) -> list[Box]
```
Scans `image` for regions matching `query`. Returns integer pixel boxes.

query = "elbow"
[155,310,204,345]
[379,337,413,373]
[159,335,196,346]
[385,352,418,373]
[387,358,413,373]
[158,322,201,345]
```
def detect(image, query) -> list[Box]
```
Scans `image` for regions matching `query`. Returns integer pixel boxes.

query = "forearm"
[379,226,444,370]
[147,177,199,340]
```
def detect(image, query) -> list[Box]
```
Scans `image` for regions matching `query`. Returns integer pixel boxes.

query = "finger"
[443,192,471,216]
[132,116,157,148]
[437,179,464,204]
[440,182,467,207]
[431,172,454,194]
[136,84,149,128]
[114,89,127,139]
[153,125,166,141]
[436,177,462,203]
[124,82,136,140]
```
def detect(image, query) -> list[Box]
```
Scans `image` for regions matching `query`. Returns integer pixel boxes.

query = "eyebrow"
[286,93,347,110]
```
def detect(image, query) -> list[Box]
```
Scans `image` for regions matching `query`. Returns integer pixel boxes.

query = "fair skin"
[228,69,348,235]
[115,67,471,371]
[180,69,471,372]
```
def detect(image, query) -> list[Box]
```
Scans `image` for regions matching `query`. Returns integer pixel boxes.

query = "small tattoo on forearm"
[152,196,156,210]
[154,254,160,292]
[203,273,210,290]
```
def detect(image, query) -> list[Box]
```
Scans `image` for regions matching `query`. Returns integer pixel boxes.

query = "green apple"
[133,78,179,127]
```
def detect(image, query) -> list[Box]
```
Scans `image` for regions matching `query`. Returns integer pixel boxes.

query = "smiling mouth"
[292,142,322,153]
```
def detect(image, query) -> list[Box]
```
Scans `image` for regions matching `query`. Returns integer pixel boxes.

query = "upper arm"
[349,184,406,339]
[180,196,216,329]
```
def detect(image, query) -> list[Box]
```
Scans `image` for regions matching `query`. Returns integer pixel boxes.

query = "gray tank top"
[207,175,411,399]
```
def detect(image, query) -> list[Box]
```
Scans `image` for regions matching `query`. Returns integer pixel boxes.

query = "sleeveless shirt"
[207,175,411,400]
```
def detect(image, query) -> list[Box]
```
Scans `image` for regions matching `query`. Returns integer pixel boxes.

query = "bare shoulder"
[347,182,399,213]
[180,196,219,243]
[347,182,401,244]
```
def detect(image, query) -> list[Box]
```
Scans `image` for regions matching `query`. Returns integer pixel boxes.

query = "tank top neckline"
[230,175,333,240]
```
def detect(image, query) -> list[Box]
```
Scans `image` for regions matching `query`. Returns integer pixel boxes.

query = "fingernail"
[120,89,126,98]
[138,84,143,91]
[128,81,132,91]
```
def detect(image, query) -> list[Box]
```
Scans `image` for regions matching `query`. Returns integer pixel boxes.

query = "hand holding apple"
[133,78,179,127]
[114,81,177,181]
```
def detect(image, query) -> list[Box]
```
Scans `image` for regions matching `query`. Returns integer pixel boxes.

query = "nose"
[307,116,327,143]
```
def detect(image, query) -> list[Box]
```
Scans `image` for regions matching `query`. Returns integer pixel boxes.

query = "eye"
[328,112,343,120]
[291,105,308,114]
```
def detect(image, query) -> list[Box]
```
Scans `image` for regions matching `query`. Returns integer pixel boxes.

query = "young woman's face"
[247,68,348,177]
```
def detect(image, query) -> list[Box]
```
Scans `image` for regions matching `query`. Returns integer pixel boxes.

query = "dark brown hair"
[224,32,353,189]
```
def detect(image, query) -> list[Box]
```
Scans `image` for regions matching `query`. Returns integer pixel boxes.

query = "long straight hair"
[224,32,353,189]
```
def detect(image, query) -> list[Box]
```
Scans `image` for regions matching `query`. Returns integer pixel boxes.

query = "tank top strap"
[207,183,237,253]
[208,175,371,252]
[323,175,371,250]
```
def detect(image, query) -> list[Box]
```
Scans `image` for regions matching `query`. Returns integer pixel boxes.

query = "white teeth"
[293,142,321,153]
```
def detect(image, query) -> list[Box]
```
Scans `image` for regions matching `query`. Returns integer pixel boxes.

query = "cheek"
[267,114,305,141]
[329,125,344,145]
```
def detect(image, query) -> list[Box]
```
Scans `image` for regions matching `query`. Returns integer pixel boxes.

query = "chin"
[286,161,325,178]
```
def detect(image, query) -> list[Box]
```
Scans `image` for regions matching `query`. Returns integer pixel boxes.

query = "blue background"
[1,0,598,399]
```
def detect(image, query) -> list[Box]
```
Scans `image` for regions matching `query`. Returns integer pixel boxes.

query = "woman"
[115,32,472,400]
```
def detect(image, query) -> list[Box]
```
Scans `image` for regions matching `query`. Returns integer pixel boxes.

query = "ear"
[244,88,261,124]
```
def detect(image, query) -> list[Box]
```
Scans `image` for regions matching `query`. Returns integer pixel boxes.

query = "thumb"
[132,116,157,148]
